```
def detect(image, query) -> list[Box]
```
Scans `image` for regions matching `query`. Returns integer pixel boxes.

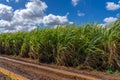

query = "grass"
[6,74,18,80]
[0,20,120,72]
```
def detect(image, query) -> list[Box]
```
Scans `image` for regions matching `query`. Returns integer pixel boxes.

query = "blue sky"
[0,0,120,33]
[44,0,120,24]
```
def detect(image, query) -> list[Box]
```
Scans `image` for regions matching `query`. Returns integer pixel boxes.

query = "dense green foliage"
[0,20,120,71]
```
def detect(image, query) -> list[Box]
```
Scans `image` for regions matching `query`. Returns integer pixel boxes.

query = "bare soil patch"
[0,73,7,80]
[0,55,120,80]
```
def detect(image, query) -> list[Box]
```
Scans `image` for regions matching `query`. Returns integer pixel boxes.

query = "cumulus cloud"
[15,0,19,3]
[104,17,118,24]
[0,0,72,33]
[116,13,120,18]
[0,0,47,33]
[6,0,19,3]
[72,0,79,6]
[0,20,11,28]
[6,0,9,2]
[12,0,47,25]
[77,11,85,16]
[43,14,73,26]
[106,2,120,10]
[99,17,118,27]
[0,4,13,21]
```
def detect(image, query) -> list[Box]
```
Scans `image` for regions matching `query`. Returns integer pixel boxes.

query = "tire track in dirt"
[0,67,29,80]
[0,56,101,80]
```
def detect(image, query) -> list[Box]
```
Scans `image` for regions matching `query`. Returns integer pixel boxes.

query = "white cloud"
[15,0,19,2]
[13,0,47,24]
[72,0,79,6]
[6,0,9,2]
[15,0,19,3]
[6,0,19,3]
[98,24,106,27]
[116,13,120,18]
[77,11,85,16]
[104,17,118,24]
[106,2,120,10]
[0,4,13,21]
[0,0,72,33]
[43,14,73,26]
[118,0,120,4]
[0,0,47,32]
[0,20,11,28]
[99,17,118,27]
[65,12,70,17]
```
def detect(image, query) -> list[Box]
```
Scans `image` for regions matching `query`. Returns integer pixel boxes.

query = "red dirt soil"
[0,55,120,80]
[0,73,7,80]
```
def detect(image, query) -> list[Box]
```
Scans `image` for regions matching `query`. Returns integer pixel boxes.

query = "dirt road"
[0,56,120,80]
[0,73,7,80]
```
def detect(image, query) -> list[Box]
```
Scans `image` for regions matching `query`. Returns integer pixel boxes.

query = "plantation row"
[0,20,120,71]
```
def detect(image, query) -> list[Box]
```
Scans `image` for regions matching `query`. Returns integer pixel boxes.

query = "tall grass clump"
[0,20,120,71]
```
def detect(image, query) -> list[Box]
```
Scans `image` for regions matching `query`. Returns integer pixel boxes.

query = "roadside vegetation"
[0,20,120,72]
